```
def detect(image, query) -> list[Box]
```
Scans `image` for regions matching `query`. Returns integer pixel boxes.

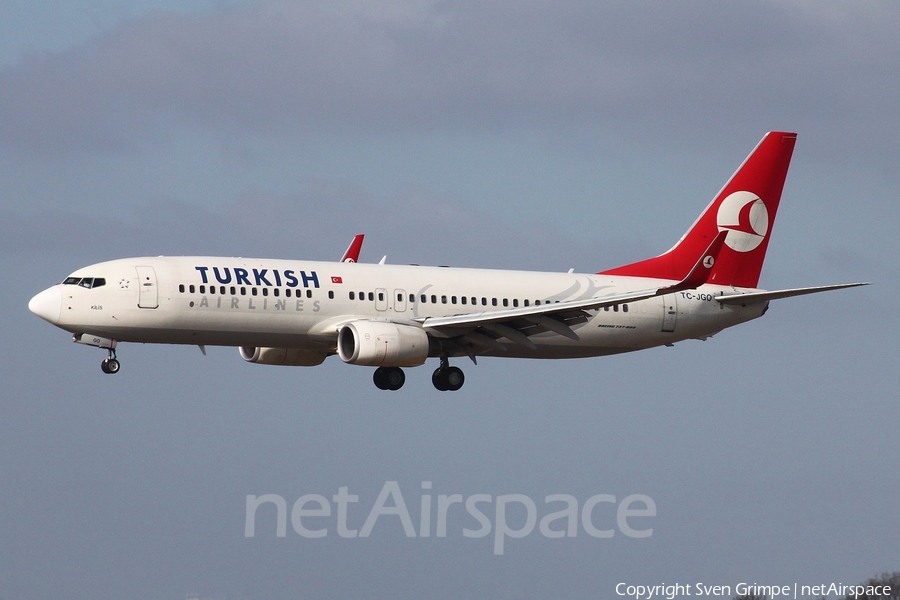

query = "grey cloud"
[7,182,589,272]
[1,1,898,159]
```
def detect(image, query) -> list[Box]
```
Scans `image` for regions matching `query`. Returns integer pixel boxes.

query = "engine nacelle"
[337,321,429,367]
[239,346,327,366]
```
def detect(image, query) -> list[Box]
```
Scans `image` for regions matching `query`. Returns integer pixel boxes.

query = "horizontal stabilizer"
[716,282,869,305]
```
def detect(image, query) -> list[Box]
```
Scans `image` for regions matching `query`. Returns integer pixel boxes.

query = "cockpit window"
[62,277,106,289]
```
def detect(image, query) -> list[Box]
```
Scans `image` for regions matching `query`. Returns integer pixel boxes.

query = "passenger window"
[535,300,541,306]
[623,304,629,313]
[273,288,279,297]
[220,286,226,294]
[503,299,509,307]
[492,298,498,306]
[189,285,195,293]
[481,298,487,306]
[285,289,291,297]
[441,295,447,304]
[513,299,519,307]
[451,296,457,304]
[368,292,374,301]
[397,293,403,302]
[179,284,185,293]
[231,286,237,295]
[613,304,618,312]
[328,291,334,299]
[378,292,384,301]
[307,290,312,298]
[431,295,437,304]
[461,296,467,305]
[200,285,206,293]
[252,288,258,296]
[262,288,268,297]
[409,294,414,303]
[421,295,427,303]
[350,291,355,300]
[523,299,529,307]
[241,287,246,296]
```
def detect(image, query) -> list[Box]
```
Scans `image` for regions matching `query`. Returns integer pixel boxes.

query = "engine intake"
[239,346,326,366]
[337,321,429,367]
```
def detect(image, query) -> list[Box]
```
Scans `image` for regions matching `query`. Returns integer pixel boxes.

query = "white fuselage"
[33,256,766,361]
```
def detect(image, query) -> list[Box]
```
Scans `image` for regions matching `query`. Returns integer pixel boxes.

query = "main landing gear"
[371,358,466,391]
[432,357,464,392]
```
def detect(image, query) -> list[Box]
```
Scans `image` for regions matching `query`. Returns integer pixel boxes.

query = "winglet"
[341,234,364,263]
[658,230,729,294]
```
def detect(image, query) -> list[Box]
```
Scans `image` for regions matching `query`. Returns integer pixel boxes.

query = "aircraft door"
[393,289,407,313]
[136,266,159,309]
[375,288,388,311]
[661,293,677,332]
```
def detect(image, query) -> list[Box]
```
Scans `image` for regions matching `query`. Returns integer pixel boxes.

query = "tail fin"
[599,131,797,288]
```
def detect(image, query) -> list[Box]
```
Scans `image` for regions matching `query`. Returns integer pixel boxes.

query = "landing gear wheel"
[373,367,405,391]
[432,368,449,391]
[444,366,464,391]
[432,365,464,391]
[101,357,120,374]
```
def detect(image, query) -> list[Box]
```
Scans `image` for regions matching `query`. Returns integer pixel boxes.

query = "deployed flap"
[716,282,869,305]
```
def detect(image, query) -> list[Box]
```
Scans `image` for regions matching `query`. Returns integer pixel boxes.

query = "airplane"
[28,132,867,391]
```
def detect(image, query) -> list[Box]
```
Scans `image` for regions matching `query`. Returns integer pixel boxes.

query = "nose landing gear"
[73,333,121,374]
[100,348,120,374]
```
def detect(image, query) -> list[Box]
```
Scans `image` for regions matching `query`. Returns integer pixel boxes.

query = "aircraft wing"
[418,232,729,348]
[715,282,869,305]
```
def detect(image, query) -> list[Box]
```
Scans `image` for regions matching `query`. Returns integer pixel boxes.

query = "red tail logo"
[600,132,797,288]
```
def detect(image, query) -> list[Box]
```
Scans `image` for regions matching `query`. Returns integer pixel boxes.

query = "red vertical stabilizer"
[599,132,797,288]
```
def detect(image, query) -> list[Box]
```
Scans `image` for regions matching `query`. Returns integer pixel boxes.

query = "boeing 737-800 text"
[29,132,866,391]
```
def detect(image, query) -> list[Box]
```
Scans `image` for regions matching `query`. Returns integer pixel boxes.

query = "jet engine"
[337,321,429,367]
[239,346,327,366]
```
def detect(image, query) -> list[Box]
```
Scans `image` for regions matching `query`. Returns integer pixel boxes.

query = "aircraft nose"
[29,286,62,325]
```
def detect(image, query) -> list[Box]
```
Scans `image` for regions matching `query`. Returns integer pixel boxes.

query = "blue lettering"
[300,271,320,288]
[273,270,282,286]
[284,270,299,287]
[195,266,210,284]
[235,268,251,286]
[253,269,272,286]
[213,267,232,284]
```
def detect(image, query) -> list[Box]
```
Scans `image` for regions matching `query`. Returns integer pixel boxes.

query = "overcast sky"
[3,1,898,598]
